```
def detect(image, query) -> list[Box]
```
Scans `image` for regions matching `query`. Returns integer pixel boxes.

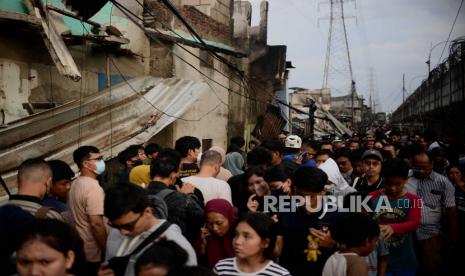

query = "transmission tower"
[322,0,356,92]
[321,0,357,125]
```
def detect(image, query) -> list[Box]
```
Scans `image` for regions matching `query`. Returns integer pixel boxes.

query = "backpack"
[107,221,171,276]
[148,189,175,219]
[182,192,205,242]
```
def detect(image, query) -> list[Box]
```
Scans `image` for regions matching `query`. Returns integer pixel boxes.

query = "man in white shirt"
[182,150,232,205]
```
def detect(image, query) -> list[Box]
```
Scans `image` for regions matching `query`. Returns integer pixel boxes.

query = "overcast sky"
[247,0,465,112]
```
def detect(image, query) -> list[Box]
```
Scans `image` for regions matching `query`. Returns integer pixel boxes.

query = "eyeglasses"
[86,156,103,161]
[86,156,104,161]
[108,213,143,231]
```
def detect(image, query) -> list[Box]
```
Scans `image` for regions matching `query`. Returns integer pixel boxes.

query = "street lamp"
[426,41,449,74]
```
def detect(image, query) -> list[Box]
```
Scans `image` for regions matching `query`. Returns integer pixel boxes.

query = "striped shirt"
[405,171,455,240]
[214,257,291,276]
[7,194,63,221]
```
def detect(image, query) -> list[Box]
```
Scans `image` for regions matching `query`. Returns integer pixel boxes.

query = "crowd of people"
[0,127,464,276]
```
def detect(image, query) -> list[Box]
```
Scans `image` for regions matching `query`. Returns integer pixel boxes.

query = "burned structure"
[0,0,289,197]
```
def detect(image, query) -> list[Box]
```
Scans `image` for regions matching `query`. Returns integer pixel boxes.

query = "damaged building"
[288,88,353,139]
[0,0,290,197]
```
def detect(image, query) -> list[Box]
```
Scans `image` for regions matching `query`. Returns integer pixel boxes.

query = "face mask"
[95,160,106,175]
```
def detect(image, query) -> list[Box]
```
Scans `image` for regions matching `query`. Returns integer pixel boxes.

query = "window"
[202,139,213,152]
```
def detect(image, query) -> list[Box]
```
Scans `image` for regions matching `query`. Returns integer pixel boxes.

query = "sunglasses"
[108,213,143,231]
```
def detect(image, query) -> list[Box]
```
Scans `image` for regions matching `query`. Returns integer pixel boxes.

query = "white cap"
[285,135,302,149]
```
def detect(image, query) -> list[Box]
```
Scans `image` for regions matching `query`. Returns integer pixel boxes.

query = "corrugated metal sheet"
[0,76,209,195]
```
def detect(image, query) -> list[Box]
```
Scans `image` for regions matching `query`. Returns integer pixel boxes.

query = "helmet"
[332,136,343,143]
[285,135,302,149]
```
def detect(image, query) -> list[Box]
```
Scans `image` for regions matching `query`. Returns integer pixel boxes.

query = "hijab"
[205,199,237,268]
[129,165,151,187]
[318,158,355,196]
[224,152,244,176]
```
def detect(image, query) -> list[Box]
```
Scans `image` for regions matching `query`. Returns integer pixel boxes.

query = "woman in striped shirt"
[213,212,291,276]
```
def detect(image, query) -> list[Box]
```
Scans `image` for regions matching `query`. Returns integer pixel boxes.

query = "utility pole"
[368,67,375,126]
[401,73,406,131]
[304,99,317,140]
[402,74,406,106]
[351,80,356,129]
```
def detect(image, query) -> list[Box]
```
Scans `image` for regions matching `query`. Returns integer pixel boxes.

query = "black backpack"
[148,189,175,219]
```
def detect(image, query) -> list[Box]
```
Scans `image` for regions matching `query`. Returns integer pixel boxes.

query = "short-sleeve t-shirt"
[279,205,345,276]
[214,257,291,276]
[370,192,419,272]
[178,163,199,178]
[323,252,368,276]
[181,176,232,205]
[68,176,105,262]
[364,239,389,276]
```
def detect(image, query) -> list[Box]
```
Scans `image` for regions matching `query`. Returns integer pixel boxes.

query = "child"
[213,212,290,275]
[370,159,421,276]
[323,213,380,276]
[343,192,389,276]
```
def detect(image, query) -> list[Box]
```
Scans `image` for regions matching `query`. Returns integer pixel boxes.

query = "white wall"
[172,44,230,149]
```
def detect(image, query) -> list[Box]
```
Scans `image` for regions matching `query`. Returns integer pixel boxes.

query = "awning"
[0,76,209,195]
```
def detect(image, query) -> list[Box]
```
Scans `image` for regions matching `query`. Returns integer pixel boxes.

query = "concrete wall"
[171,44,230,149]
[0,36,147,124]
[0,0,149,124]
[232,1,251,39]
[182,0,232,26]
[146,0,232,45]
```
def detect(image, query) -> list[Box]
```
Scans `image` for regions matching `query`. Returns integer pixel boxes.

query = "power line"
[131,0,249,93]
[437,0,464,63]
[76,12,223,123]
[157,0,246,79]
[111,0,300,132]
[110,57,221,122]
[116,0,287,104]
[110,0,275,106]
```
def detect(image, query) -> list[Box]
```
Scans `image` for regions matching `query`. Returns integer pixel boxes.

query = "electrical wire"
[134,0,252,97]
[133,0,249,92]
[437,0,464,64]
[109,57,221,122]
[157,0,246,79]
[76,7,233,123]
[112,0,289,105]
[110,0,273,106]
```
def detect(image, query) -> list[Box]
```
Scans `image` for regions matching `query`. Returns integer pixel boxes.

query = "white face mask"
[94,159,106,175]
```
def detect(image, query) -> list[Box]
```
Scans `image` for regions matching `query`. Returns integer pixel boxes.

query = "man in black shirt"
[175,136,201,178]
[279,167,344,276]
[147,149,204,243]
[352,149,384,194]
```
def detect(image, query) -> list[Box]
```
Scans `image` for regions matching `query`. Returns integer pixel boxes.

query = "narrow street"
[0,1,464,276]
